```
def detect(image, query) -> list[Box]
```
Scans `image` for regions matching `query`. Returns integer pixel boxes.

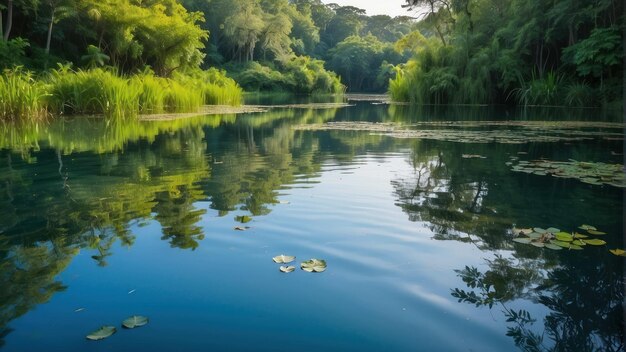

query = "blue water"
[0,101,623,351]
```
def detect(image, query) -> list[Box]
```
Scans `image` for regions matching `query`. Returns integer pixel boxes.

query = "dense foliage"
[393,0,624,107]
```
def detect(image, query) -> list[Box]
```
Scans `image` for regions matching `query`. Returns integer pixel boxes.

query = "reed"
[0,68,48,120]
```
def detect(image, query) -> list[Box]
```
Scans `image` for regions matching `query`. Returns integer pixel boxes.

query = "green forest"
[0,0,623,120]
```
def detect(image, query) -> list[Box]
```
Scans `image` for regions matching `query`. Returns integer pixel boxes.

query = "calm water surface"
[0,100,623,351]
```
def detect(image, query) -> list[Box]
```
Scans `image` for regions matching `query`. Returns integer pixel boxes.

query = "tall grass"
[0,67,244,120]
[0,68,48,120]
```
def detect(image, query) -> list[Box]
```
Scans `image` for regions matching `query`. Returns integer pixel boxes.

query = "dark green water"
[0,101,624,351]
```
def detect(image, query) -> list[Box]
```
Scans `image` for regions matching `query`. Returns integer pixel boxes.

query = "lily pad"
[609,249,626,256]
[527,232,542,239]
[551,240,576,248]
[579,224,597,231]
[582,239,606,246]
[555,233,573,242]
[272,255,295,264]
[86,326,116,341]
[573,233,589,239]
[587,230,606,235]
[512,237,532,244]
[544,243,563,250]
[122,316,149,329]
[530,242,545,248]
[279,266,295,273]
[545,227,560,233]
[301,259,327,273]
[533,228,547,234]
[572,240,586,246]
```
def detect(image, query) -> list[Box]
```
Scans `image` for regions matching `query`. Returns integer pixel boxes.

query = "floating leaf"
[512,237,532,244]
[86,326,116,340]
[301,259,327,273]
[272,255,295,264]
[527,232,542,239]
[609,249,626,256]
[279,266,295,273]
[572,240,586,246]
[234,226,250,231]
[235,216,252,223]
[555,233,573,242]
[530,241,545,248]
[533,228,547,234]
[122,316,149,329]
[579,224,597,231]
[551,240,573,248]
[583,239,606,246]
[573,233,589,239]
[545,227,560,233]
[544,244,563,250]
[568,244,584,250]
[587,230,606,235]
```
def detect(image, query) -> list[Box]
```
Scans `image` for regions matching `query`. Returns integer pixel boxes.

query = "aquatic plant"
[0,68,48,120]
[511,225,610,251]
[509,159,625,187]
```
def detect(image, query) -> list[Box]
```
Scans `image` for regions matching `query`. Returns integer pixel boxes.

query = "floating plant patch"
[511,225,610,252]
[294,121,624,144]
[86,326,116,341]
[301,259,327,272]
[122,316,149,329]
[509,159,625,188]
[273,255,296,264]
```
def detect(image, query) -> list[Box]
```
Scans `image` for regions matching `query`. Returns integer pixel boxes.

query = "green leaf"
[583,239,606,246]
[527,232,542,239]
[272,255,295,264]
[533,227,547,234]
[545,243,563,250]
[572,240,586,246]
[579,224,597,231]
[86,326,116,340]
[122,316,148,329]
[551,240,573,248]
[555,233,573,242]
[587,230,606,235]
[573,233,589,239]
[545,227,560,233]
[530,241,545,248]
[512,237,532,244]
[279,265,295,273]
[609,248,626,256]
[301,259,327,273]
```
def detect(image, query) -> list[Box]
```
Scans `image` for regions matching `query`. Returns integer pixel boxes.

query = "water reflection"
[0,103,623,350]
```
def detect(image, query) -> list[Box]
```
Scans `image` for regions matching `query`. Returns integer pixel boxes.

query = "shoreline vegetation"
[0,0,623,122]
[0,67,243,120]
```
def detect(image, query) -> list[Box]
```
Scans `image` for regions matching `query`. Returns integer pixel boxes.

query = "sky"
[321,0,415,18]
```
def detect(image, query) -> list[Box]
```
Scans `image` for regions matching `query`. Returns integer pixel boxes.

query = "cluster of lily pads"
[86,315,148,341]
[511,224,625,256]
[508,159,626,187]
[293,121,624,144]
[272,254,327,273]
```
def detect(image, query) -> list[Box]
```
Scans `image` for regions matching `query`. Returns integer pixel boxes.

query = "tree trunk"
[0,9,4,40]
[4,0,13,41]
[46,12,55,55]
